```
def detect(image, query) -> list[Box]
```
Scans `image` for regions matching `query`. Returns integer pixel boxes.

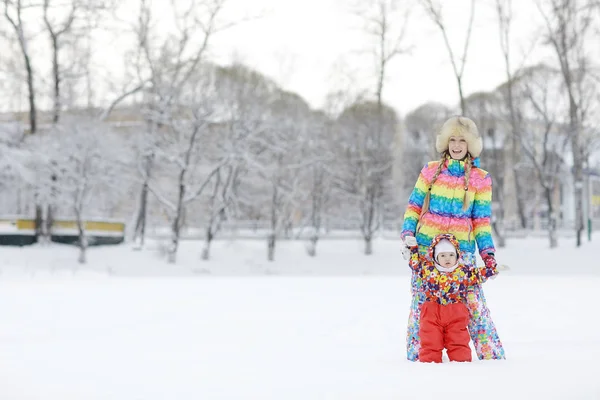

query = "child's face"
[436,252,457,267]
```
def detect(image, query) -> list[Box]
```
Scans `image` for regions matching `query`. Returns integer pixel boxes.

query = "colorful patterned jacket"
[401,157,495,258]
[408,234,498,305]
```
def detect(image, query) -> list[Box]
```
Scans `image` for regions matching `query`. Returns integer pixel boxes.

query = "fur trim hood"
[436,116,483,158]
[427,233,462,262]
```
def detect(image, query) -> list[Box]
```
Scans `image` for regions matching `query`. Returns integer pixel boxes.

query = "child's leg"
[418,302,443,363]
[406,271,424,362]
[466,284,506,360]
[444,303,472,362]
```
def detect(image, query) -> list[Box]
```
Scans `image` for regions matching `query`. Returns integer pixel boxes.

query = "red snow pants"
[419,301,472,363]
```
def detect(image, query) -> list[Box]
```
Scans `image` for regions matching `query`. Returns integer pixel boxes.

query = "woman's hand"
[404,236,418,247]
[401,236,417,260]
[482,253,498,270]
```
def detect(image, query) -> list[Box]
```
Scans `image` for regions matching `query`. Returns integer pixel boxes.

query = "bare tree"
[3,0,37,134]
[39,0,116,244]
[249,91,313,261]
[494,0,538,231]
[516,65,570,247]
[128,0,231,250]
[39,118,126,263]
[419,0,476,115]
[147,72,229,264]
[333,101,398,255]
[42,0,114,123]
[535,0,598,246]
[161,124,224,264]
[2,0,45,239]
[340,1,411,252]
[351,0,411,106]
[303,112,333,257]
[43,0,77,124]
[131,120,156,249]
[200,164,240,260]
[197,64,275,260]
[465,91,510,246]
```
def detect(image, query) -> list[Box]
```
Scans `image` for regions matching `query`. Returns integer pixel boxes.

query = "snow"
[1,236,599,399]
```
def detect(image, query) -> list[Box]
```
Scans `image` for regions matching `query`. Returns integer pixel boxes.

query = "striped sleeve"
[472,172,496,256]
[401,164,430,238]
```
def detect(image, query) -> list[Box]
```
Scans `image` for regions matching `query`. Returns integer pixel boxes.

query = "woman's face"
[448,136,468,160]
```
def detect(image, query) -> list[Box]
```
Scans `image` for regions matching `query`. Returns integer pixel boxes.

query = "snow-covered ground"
[1,236,598,399]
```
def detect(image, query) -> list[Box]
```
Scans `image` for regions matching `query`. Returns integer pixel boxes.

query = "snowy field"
[1,236,599,399]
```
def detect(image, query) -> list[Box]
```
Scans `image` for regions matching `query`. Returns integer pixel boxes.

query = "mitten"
[482,253,499,279]
[482,252,497,269]
[401,236,417,260]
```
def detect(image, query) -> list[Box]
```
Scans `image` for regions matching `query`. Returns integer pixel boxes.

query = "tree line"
[0,0,599,263]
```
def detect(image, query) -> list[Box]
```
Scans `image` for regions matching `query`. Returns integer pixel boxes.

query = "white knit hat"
[434,239,457,259]
[435,116,483,158]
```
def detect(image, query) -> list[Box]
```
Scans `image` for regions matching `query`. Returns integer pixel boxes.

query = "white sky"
[1,0,555,117]
[193,0,552,116]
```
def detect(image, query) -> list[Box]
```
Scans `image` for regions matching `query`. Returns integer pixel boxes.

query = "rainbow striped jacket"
[401,158,495,258]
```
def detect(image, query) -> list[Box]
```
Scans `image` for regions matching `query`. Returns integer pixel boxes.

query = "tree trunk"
[45,204,54,243]
[34,203,43,241]
[307,235,318,257]
[46,169,57,242]
[504,61,527,229]
[492,180,506,247]
[169,162,187,263]
[24,51,37,134]
[5,5,37,134]
[307,186,322,257]
[570,112,584,247]
[364,235,373,255]
[492,220,506,248]
[75,211,87,264]
[168,223,180,264]
[544,187,558,249]
[457,76,466,115]
[201,228,213,261]
[488,128,506,247]
[492,203,506,248]
[513,146,528,229]
[267,233,276,262]
[586,166,592,242]
[133,181,149,248]
[134,152,155,247]
[268,183,278,262]
[574,164,584,247]
[51,34,60,124]
[362,188,376,255]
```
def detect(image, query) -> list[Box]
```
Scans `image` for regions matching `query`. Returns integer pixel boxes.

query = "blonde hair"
[420,152,473,217]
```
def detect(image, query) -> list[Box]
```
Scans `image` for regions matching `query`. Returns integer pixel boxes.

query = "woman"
[401,115,505,361]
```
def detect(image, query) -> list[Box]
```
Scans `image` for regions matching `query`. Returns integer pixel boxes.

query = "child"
[404,233,498,363]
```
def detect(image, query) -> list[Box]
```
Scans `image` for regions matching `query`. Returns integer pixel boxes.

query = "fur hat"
[435,116,483,158]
